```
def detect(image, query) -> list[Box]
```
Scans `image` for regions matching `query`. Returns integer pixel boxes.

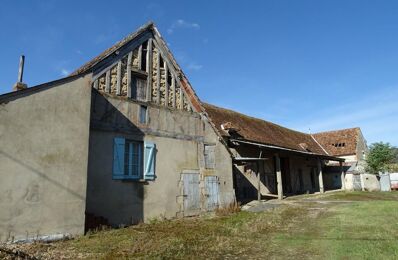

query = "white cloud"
[61,69,69,76]
[187,62,203,71]
[167,19,200,34]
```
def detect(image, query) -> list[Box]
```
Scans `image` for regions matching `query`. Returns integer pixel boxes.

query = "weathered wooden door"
[205,176,220,211]
[182,172,200,216]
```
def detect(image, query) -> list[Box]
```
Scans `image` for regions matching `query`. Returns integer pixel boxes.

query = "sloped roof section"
[202,103,327,155]
[312,128,360,156]
[70,22,154,76]
[70,21,203,113]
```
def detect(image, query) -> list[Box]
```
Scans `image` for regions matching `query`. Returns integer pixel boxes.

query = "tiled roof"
[202,103,327,155]
[312,128,360,156]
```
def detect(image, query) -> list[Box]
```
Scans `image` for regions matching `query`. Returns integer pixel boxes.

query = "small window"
[113,138,156,180]
[139,105,148,124]
[125,140,143,178]
[131,74,147,101]
[141,41,148,71]
[113,138,143,180]
[204,144,215,169]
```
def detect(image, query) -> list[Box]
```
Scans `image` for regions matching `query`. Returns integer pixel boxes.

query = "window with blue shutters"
[113,137,144,180]
[144,142,156,180]
[113,137,125,177]
[113,138,156,181]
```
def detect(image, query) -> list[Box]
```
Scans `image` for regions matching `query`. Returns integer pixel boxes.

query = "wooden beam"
[127,52,132,98]
[105,70,110,93]
[152,40,179,81]
[339,161,346,190]
[116,61,122,95]
[92,31,151,81]
[179,87,183,110]
[156,51,161,104]
[257,162,261,201]
[164,61,169,107]
[317,159,325,193]
[275,154,283,200]
[152,40,197,111]
[137,45,142,70]
[146,38,153,102]
[93,79,98,90]
[171,76,176,108]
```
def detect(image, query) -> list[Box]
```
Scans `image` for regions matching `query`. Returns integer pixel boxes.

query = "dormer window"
[331,142,345,148]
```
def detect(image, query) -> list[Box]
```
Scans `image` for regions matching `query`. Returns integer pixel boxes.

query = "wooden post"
[275,154,283,200]
[179,87,184,110]
[127,52,132,98]
[146,38,153,102]
[171,76,176,108]
[137,45,142,70]
[105,70,111,93]
[339,161,346,190]
[116,61,122,95]
[317,159,325,193]
[164,61,169,106]
[257,161,261,201]
[156,52,161,104]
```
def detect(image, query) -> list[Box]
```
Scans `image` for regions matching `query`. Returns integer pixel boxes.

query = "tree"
[366,142,396,174]
[392,147,398,163]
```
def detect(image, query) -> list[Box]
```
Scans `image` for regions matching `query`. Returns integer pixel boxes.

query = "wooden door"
[182,172,200,216]
[205,176,220,211]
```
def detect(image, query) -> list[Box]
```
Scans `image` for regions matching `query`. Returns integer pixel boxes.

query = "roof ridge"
[70,21,155,76]
[313,127,360,135]
[202,102,314,137]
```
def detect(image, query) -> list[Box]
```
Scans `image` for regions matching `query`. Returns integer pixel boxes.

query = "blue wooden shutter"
[113,137,125,178]
[129,142,142,179]
[144,142,156,180]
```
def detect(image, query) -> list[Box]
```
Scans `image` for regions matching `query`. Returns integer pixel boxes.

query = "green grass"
[6,191,398,259]
[274,200,398,259]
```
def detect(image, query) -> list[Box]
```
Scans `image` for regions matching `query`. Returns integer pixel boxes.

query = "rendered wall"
[0,75,92,242]
[86,92,234,226]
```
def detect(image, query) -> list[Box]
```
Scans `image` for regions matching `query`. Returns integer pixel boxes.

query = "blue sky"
[1,0,397,145]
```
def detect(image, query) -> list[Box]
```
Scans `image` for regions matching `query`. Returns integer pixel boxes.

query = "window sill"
[112,176,148,183]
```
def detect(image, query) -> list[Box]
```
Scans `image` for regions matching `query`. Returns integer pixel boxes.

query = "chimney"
[13,55,28,91]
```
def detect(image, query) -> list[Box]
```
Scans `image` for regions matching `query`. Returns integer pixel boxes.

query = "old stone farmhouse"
[313,127,368,189]
[0,22,358,242]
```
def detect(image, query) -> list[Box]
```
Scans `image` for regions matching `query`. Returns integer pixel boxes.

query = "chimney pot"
[13,82,27,91]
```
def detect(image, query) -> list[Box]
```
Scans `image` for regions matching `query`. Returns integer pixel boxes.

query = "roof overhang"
[231,139,345,162]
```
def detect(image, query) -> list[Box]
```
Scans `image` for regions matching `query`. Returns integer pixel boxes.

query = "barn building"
[0,22,350,242]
